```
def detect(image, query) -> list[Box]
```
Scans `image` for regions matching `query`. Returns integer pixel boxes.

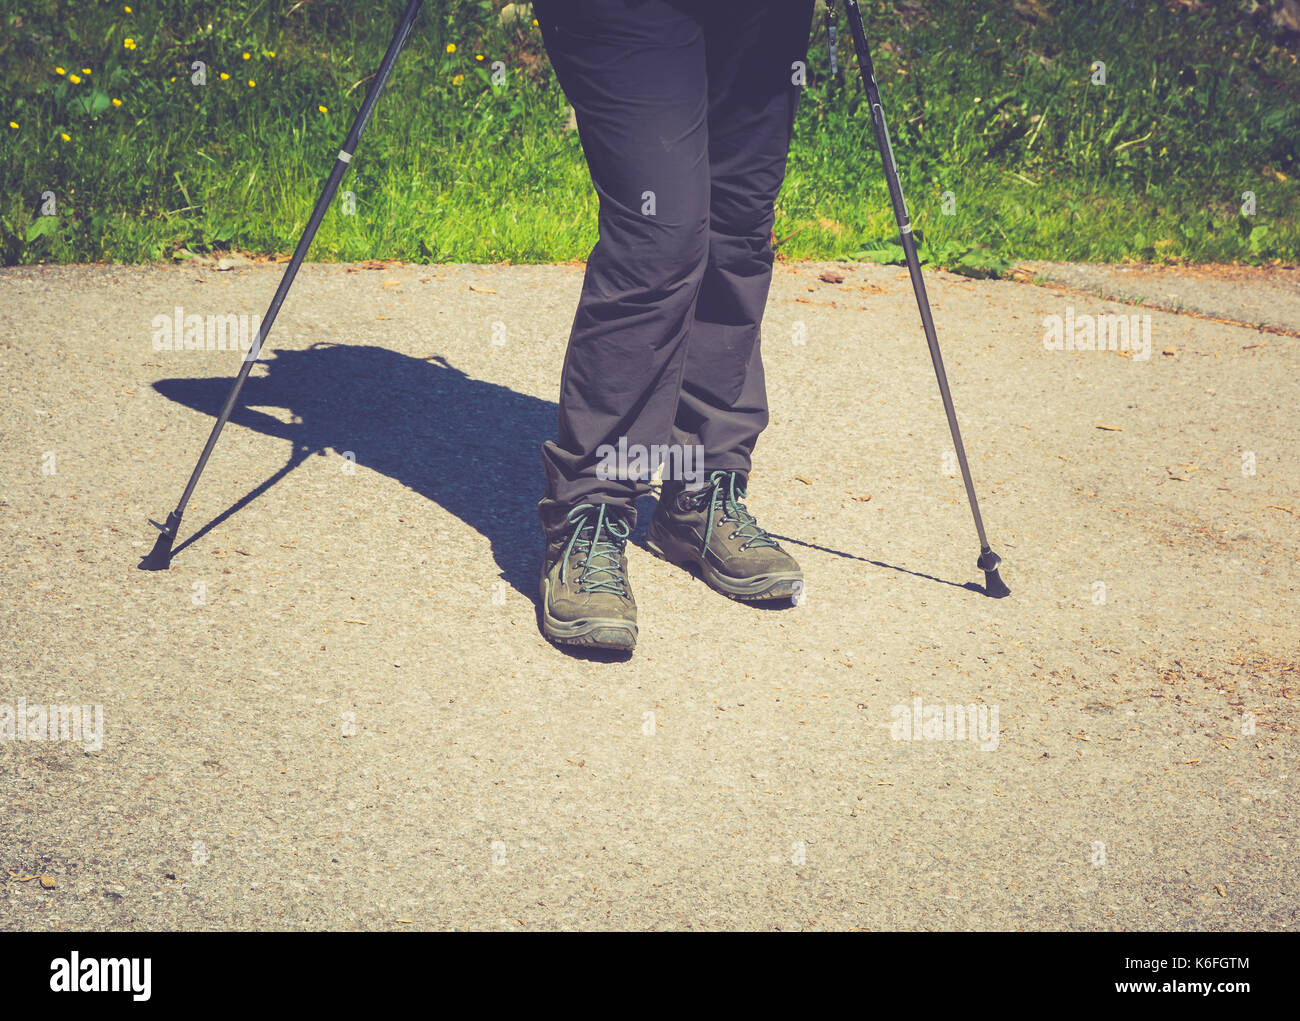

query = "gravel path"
[1,260,1295,930]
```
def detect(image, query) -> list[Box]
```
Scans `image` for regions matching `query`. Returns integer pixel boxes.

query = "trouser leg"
[669,0,816,482]
[533,0,711,535]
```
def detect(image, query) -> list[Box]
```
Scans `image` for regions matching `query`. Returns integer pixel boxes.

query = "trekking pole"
[835,0,1010,597]
[140,0,425,570]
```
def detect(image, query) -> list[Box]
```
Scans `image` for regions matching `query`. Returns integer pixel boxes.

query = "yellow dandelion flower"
[318,105,328,113]
[446,43,456,53]
[242,52,251,60]
[69,74,82,83]
[533,19,539,26]
[248,79,256,87]
[82,68,91,75]
[112,98,123,107]
[8,121,18,130]
[56,66,66,75]
[220,72,229,80]
[60,132,70,141]
[124,38,136,49]
[452,74,464,86]
[476,54,484,61]
[266,50,276,58]
[125,5,132,11]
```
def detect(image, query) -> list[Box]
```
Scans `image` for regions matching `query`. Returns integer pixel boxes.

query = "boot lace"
[687,471,779,553]
[561,503,631,596]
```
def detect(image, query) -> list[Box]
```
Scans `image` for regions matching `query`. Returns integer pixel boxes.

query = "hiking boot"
[646,469,802,602]
[539,502,637,650]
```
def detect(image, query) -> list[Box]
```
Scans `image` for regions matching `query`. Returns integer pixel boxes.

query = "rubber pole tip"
[983,567,1010,599]
[976,549,1010,598]
[138,514,180,571]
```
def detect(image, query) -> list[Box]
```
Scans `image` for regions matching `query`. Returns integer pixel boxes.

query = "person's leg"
[533,0,712,538]
[646,0,813,604]
[668,0,816,480]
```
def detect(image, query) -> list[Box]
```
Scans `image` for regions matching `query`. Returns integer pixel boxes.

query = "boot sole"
[539,577,637,651]
[645,520,803,603]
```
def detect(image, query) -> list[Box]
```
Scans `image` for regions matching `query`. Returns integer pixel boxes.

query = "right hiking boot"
[647,470,803,602]
[539,502,637,651]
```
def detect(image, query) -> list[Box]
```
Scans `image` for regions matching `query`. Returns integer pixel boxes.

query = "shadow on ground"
[148,342,985,618]
[149,343,554,599]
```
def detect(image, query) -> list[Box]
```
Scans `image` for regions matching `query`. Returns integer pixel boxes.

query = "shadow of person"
[149,343,553,599]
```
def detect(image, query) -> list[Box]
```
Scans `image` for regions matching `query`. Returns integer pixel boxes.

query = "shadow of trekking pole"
[144,343,555,599]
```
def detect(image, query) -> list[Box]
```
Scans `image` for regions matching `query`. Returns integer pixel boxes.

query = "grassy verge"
[1,0,1297,268]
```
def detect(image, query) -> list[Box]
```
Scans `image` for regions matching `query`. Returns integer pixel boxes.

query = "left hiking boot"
[539,502,638,651]
[646,469,803,602]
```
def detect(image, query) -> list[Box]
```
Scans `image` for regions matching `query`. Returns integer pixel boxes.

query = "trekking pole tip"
[139,512,181,571]
[977,549,1010,599]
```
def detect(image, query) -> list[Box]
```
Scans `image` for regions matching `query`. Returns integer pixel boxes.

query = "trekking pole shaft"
[169,0,425,527]
[842,0,992,553]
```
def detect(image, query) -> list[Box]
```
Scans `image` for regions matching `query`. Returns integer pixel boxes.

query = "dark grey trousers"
[533,0,816,536]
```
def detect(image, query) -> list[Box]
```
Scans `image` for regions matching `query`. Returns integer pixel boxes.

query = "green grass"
[1,0,1297,268]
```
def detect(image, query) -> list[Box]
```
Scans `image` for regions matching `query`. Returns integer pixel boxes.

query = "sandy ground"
[0,259,1296,931]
